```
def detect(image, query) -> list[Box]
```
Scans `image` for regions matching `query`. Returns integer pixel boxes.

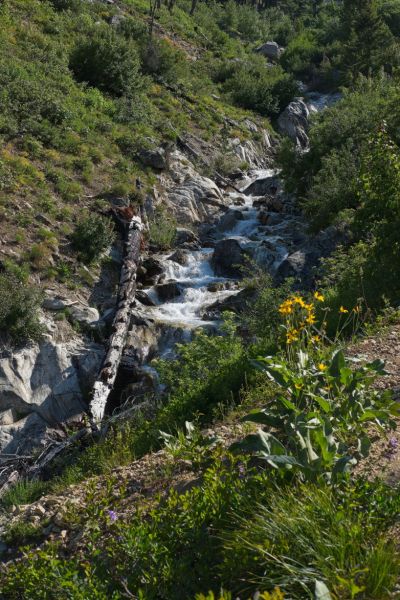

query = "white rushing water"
[144,168,288,329]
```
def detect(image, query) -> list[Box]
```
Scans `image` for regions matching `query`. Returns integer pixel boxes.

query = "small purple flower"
[389,437,398,450]
[107,509,118,522]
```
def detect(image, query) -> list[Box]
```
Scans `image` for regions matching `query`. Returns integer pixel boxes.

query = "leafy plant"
[232,294,398,481]
[0,273,43,342]
[160,421,220,470]
[71,213,115,263]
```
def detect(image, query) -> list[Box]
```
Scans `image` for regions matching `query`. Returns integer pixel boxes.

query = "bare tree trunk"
[90,215,144,423]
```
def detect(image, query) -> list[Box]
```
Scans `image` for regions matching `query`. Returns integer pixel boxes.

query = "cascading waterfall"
[107,91,339,413]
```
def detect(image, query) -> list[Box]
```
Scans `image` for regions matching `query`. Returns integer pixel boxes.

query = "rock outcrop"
[0,339,103,453]
[278,99,312,149]
[255,41,284,61]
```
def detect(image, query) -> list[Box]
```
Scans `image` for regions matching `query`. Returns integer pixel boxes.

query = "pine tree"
[341,0,396,80]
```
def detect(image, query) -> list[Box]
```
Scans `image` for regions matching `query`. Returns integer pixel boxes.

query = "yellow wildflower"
[339,306,349,314]
[314,291,324,302]
[294,382,303,390]
[286,328,299,344]
[306,313,316,325]
[293,296,306,308]
[312,335,321,343]
[279,300,293,315]
[318,363,327,372]
[305,303,314,312]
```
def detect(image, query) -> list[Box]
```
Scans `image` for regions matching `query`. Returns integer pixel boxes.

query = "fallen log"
[90,214,144,422]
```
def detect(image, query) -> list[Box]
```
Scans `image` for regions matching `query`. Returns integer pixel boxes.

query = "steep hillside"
[2,0,400,598]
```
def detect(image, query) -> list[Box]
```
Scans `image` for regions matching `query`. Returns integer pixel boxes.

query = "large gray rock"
[278,99,311,149]
[165,151,228,224]
[255,41,284,61]
[155,282,183,301]
[217,209,244,232]
[175,228,199,247]
[0,339,104,453]
[138,147,167,170]
[68,305,100,327]
[212,239,247,277]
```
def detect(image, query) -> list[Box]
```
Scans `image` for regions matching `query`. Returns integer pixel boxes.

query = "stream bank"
[0,91,341,457]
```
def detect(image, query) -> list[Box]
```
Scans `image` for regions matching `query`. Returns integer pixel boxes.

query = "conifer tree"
[341,0,396,80]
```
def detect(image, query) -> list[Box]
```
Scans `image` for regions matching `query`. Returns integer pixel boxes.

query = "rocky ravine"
[0,94,341,459]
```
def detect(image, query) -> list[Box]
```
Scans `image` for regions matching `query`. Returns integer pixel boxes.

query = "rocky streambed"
[0,91,342,458]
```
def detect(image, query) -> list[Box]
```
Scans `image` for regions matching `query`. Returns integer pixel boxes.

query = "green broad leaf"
[332,455,357,474]
[305,430,319,462]
[358,434,371,457]
[339,367,353,386]
[260,454,301,468]
[359,409,390,422]
[241,409,283,428]
[185,421,195,436]
[280,397,297,412]
[329,349,346,378]
[159,430,173,442]
[315,580,332,600]
[298,350,309,369]
[313,396,331,413]
[230,431,285,456]
[365,358,387,375]
[264,366,289,387]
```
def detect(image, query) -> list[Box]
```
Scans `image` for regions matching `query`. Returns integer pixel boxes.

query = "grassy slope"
[0,0,268,294]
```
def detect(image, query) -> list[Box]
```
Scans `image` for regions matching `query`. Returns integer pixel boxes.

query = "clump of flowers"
[278,293,323,347]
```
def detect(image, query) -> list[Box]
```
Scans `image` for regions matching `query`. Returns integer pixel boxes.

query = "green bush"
[71,213,115,263]
[217,59,298,116]
[149,206,177,250]
[0,273,43,342]
[69,30,145,97]
[141,38,190,85]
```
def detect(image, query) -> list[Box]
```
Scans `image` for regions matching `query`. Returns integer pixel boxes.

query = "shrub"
[0,273,43,342]
[71,213,115,263]
[141,38,190,85]
[149,206,176,250]
[219,60,298,116]
[69,30,145,97]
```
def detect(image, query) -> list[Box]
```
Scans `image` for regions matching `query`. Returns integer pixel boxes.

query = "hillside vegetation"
[2,0,400,599]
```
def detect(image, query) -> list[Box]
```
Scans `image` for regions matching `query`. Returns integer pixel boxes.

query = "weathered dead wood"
[90,215,143,423]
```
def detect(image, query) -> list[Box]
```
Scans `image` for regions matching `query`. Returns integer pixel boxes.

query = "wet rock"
[138,147,167,170]
[207,282,226,293]
[217,209,244,232]
[244,174,280,196]
[255,41,284,61]
[212,239,247,277]
[155,282,183,301]
[275,250,307,281]
[175,228,199,247]
[168,249,189,265]
[203,288,255,319]
[136,290,156,307]
[138,257,164,286]
[278,99,311,149]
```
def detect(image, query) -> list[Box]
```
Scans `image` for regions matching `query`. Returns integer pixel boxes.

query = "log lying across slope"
[90,215,144,422]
